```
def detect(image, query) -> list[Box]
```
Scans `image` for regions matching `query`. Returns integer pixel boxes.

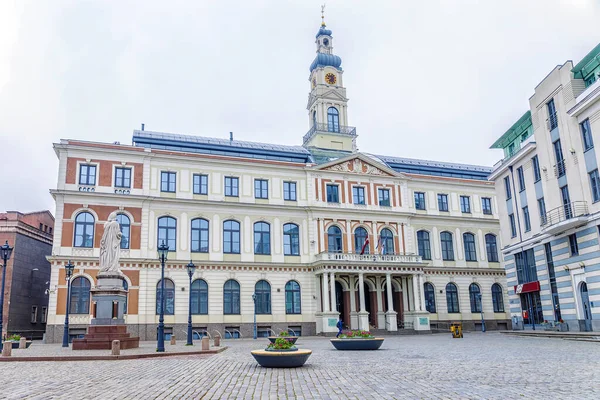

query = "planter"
[0,341,32,350]
[267,336,298,345]
[264,347,298,352]
[251,349,312,368]
[330,338,384,350]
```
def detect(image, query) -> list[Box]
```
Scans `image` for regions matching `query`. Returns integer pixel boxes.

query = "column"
[407,277,414,311]
[322,271,329,312]
[401,277,409,312]
[386,274,394,312]
[349,276,358,329]
[316,275,322,313]
[359,273,366,312]
[412,275,422,311]
[330,272,336,313]
[418,275,427,312]
[375,276,385,329]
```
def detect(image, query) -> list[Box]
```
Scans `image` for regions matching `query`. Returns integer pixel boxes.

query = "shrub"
[7,334,21,342]
[266,337,296,350]
[339,330,374,339]
[279,330,290,337]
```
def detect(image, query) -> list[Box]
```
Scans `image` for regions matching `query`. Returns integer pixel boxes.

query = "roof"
[376,154,492,181]
[490,111,532,149]
[572,42,600,79]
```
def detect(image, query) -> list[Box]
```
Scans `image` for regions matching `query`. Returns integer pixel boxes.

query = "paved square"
[2,333,599,399]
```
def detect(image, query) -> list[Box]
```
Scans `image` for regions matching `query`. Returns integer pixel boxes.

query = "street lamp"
[0,241,14,340]
[62,260,75,347]
[252,293,257,340]
[157,240,169,352]
[477,293,486,333]
[186,260,196,346]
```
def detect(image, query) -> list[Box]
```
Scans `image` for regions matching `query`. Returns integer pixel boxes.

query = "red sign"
[514,281,540,294]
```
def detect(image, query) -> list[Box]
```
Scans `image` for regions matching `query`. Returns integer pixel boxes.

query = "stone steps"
[501,331,600,340]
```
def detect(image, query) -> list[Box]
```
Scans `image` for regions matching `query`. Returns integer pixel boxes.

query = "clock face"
[325,73,336,85]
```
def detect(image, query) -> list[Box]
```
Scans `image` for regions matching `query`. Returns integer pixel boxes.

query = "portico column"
[358,273,366,312]
[401,277,409,312]
[322,271,330,312]
[418,275,427,312]
[385,274,398,331]
[349,276,358,329]
[386,274,394,312]
[412,275,422,312]
[330,271,336,313]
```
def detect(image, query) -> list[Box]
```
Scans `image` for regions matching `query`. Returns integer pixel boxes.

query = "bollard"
[170,335,176,345]
[214,336,220,347]
[111,340,120,356]
[19,337,27,349]
[2,342,12,357]
[201,336,209,351]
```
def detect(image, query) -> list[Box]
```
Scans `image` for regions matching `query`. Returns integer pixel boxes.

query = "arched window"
[122,280,128,315]
[380,228,394,255]
[424,282,436,313]
[223,280,240,314]
[312,110,317,127]
[327,107,340,132]
[117,214,130,249]
[354,227,369,254]
[254,222,271,255]
[417,230,431,260]
[74,212,95,248]
[191,218,209,253]
[446,283,459,313]
[157,216,176,251]
[70,277,91,314]
[285,280,301,314]
[469,283,482,313]
[156,279,175,315]
[283,223,300,256]
[491,283,504,313]
[254,280,271,314]
[463,233,477,262]
[223,220,240,254]
[485,234,498,262]
[327,226,343,253]
[191,279,208,314]
[440,231,454,261]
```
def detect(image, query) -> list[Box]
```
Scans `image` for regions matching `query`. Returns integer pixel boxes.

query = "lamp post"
[157,241,169,352]
[252,293,257,340]
[186,260,196,346]
[0,241,14,340]
[477,293,486,333]
[62,260,75,347]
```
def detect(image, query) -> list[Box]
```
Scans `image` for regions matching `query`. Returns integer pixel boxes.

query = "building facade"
[45,19,509,343]
[489,43,600,331]
[0,210,54,339]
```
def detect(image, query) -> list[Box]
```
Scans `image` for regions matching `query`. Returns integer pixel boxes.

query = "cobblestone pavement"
[2,333,599,399]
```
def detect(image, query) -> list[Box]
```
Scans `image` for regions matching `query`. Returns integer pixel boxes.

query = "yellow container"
[450,322,463,338]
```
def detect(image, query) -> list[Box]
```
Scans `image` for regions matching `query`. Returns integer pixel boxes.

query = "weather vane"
[321,4,326,26]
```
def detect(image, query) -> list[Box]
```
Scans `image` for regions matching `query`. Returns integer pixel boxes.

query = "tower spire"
[321,4,326,26]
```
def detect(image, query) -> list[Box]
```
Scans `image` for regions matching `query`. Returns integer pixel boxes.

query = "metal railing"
[315,251,422,264]
[553,159,566,177]
[541,201,588,228]
[547,112,558,131]
[303,123,357,144]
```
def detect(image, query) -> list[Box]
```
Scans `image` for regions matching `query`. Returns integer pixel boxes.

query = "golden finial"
[321,4,326,26]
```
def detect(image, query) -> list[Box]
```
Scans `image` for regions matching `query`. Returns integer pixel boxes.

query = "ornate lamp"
[156,241,168,352]
[62,260,75,347]
[0,241,14,340]
[0,241,13,262]
[186,260,196,346]
[157,241,169,262]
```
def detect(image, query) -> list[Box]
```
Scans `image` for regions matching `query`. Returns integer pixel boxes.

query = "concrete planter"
[0,341,32,350]
[267,336,298,345]
[251,349,312,368]
[330,338,384,350]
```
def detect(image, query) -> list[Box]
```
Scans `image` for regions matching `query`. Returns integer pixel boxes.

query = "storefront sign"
[514,281,540,294]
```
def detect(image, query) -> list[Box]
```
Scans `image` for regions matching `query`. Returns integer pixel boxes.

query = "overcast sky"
[1,0,599,215]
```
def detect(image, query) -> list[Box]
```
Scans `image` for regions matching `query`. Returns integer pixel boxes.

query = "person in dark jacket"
[336,319,344,337]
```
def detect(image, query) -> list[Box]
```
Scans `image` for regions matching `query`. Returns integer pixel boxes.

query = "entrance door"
[520,292,544,326]
[363,283,373,327]
[580,282,592,332]
[335,281,346,327]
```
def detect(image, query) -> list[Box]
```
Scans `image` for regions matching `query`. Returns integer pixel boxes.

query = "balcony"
[553,159,566,177]
[541,201,589,234]
[314,251,423,265]
[546,112,558,131]
[303,123,357,145]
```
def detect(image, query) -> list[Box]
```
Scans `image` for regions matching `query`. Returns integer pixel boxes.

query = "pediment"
[318,155,396,177]
[307,90,348,108]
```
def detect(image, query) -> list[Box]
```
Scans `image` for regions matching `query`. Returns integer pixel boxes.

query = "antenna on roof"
[141,123,145,131]
[230,132,233,142]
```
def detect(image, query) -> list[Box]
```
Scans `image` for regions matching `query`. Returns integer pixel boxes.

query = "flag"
[375,236,383,253]
[360,236,370,255]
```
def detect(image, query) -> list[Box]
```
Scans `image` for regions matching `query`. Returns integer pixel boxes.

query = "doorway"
[520,292,543,326]
[334,281,347,328]
[580,282,592,332]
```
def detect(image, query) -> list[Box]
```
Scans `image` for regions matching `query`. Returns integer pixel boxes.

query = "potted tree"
[330,330,385,350]
[251,338,312,368]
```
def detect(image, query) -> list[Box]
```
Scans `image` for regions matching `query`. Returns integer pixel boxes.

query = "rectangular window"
[481,197,492,215]
[41,306,47,323]
[160,171,176,193]
[114,167,132,188]
[39,223,43,231]
[193,174,208,195]
[589,169,600,203]
[326,184,339,203]
[79,164,96,186]
[569,234,579,256]
[504,176,512,199]
[254,179,269,199]
[414,192,426,210]
[515,249,538,284]
[283,181,297,201]
[547,98,558,131]
[438,194,448,211]
[561,185,572,219]
[378,188,390,206]
[523,206,531,232]
[517,166,525,192]
[544,243,562,322]
[353,186,366,205]
[460,196,471,213]
[585,74,597,88]
[581,119,594,151]
[532,155,541,182]
[538,197,547,225]
[509,214,517,238]
[224,176,239,197]
[553,140,565,177]
[31,306,38,323]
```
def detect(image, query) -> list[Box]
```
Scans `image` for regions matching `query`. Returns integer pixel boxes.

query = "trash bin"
[450,322,463,338]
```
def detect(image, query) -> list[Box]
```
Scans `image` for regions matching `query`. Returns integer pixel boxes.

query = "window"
[223,220,241,254]
[440,231,454,261]
[581,119,594,150]
[463,233,477,262]
[224,176,239,197]
[379,228,394,255]
[283,181,297,201]
[545,243,562,321]
[547,98,558,131]
[223,280,240,314]
[254,280,271,314]
[414,192,426,210]
[327,107,340,132]
[517,167,525,192]
[160,171,176,193]
[253,222,271,255]
[569,234,579,256]
[31,306,38,323]
[122,280,128,314]
[49,227,52,234]
[378,188,390,206]
[424,283,436,313]
[191,218,209,253]
[157,216,177,251]
[326,184,340,203]
[532,155,541,182]
[79,164,96,186]
[74,212,95,248]
[116,214,130,249]
[115,167,131,188]
[460,196,471,213]
[193,174,208,195]
[585,74,597,88]
[156,279,175,315]
[254,179,268,199]
[39,223,43,231]
[417,230,431,260]
[70,277,91,314]
[504,176,512,200]
[41,306,47,323]
[327,226,343,253]
[446,283,459,313]
[523,206,531,232]
[561,185,572,219]
[283,223,300,256]
[285,281,301,314]
[515,249,538,284]
[353,186,366,205]
[553,140,565,177]
[485,234,498,262]
[491,284,504,313]
[509,214,517,238]
[481,197,492,215]
[589,169,600,203]
[438,194,449,211]
[538,197,547,225]
[469,283,481,313]
[190,279,208,315]
[354,227,369,254]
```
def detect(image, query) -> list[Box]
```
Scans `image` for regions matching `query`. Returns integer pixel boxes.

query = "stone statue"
[98,211,122,276]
